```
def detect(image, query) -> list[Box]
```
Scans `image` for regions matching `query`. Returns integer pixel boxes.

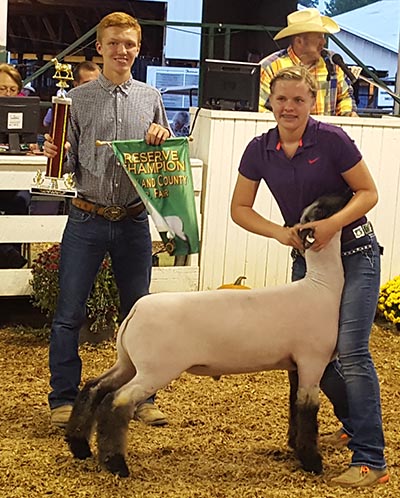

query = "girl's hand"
[276,225,304,251]
[298,218,341,251]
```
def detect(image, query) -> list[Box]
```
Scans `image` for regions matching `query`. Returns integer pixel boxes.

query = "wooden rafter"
[42,16,57,42]
[65,9,82,39]
[7,0,166,58]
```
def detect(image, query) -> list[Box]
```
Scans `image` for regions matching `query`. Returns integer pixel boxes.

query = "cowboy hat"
[274,8,340,40]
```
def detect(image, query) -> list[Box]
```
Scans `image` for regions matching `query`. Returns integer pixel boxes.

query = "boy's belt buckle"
[102,205,127,221]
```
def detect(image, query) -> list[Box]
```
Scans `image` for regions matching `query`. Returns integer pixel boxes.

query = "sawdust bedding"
[0,323,399,498]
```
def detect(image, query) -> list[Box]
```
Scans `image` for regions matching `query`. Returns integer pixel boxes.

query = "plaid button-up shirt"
[259,46,356,116]
[65,73,170,206]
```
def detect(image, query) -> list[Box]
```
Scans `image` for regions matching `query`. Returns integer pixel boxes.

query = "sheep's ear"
[298,228,315,250]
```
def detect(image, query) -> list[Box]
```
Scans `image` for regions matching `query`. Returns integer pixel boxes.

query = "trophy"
[31,58,77,198]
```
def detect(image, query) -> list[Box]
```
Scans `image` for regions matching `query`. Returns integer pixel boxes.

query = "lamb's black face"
[300,190,353,224]
[299,228,316,249]
[300,201,323,224]
[298,190,353,249]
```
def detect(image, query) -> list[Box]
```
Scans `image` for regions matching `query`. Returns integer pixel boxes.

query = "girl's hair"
[0,63,23,92]
[270,66,317,98]
[97,12,142,45]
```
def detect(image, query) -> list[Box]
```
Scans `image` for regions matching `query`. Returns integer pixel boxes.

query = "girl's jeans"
[292,234,386,469]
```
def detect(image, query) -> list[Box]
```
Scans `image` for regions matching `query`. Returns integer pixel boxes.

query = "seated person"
[171,111,190,137]
[0,63,30,268]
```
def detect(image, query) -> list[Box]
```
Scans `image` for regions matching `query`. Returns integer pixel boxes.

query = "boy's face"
[96,26,140,76]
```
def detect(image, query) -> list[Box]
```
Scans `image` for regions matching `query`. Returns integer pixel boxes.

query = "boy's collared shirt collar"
[98,72,133,94]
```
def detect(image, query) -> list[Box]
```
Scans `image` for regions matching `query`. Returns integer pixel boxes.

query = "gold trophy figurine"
[31,59,77,198]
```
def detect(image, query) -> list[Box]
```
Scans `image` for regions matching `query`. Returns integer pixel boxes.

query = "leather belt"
[72,197,145,221]
[342,221,374,243]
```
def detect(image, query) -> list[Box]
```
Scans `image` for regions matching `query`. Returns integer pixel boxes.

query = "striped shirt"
[65,73,170,206]
[259,46,356,116]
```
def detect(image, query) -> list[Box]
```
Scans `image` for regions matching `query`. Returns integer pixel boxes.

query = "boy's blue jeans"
[292,234,386,469]
[49,205,152,410]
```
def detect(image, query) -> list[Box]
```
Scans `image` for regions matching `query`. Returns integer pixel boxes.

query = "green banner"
[112,137,199,256]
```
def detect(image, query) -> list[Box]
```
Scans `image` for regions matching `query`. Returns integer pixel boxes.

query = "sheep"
[65,192,349,478]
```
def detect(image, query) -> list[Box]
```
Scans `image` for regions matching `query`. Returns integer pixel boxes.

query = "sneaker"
[331,465,389,487]
[320,429,351,449]
[134,402,168,426]
[51,405,73,428]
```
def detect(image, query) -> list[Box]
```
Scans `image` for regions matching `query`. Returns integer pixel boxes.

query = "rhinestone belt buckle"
[352,221,373,239]
[102,205,127,221]
[363,221,373,235]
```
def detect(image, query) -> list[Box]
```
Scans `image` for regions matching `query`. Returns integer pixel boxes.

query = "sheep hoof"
[104,454,130,477]
[300,453,323,475]
[65,436,92,460]
[287,434,297,450]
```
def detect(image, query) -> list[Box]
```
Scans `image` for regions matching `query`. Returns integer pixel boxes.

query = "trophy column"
[31,60,77,198]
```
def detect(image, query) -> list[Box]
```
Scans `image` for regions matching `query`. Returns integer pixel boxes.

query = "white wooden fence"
[0,155,203,296]
[2,111,399,297]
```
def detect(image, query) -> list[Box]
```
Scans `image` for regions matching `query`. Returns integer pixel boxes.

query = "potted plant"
[30,244,120,342]
[377,275,400,331]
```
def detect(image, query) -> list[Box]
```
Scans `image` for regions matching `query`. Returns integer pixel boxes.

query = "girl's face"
[269,79,315,133]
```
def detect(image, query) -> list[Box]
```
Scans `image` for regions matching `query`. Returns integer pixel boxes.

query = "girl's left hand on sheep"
[299,218,341,251]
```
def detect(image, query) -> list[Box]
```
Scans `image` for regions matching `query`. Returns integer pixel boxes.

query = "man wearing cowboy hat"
[259,8,357,116]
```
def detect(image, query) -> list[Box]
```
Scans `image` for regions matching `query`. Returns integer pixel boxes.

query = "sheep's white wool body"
[65,193,350,477]
[114,230,344,403]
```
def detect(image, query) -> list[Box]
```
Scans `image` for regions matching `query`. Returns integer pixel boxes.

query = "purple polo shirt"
[239,117,366,238]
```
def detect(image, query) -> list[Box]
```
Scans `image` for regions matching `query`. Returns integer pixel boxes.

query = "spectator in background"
[171,110,190,137]
[43,61,101,128]
[0,64,23,96]
[0,63,30,268]
[20,81,36,97]
[259,8,357,116]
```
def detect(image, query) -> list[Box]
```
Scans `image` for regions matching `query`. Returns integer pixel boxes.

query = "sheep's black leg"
[295,386,323,474]
[65,376,120,459]
[96,392,131,478]
[65,362,135,460]
[64,379,104,459]
[287,370,298,450]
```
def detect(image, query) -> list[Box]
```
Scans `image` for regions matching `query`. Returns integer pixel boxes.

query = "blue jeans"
[48,205,152,409]
[292,235,386,469]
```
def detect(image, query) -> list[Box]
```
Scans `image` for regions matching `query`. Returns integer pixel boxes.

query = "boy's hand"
[43,133,70,158]
[145,123,170,146]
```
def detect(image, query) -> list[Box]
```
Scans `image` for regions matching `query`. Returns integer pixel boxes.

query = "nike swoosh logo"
[308,157,320,164]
